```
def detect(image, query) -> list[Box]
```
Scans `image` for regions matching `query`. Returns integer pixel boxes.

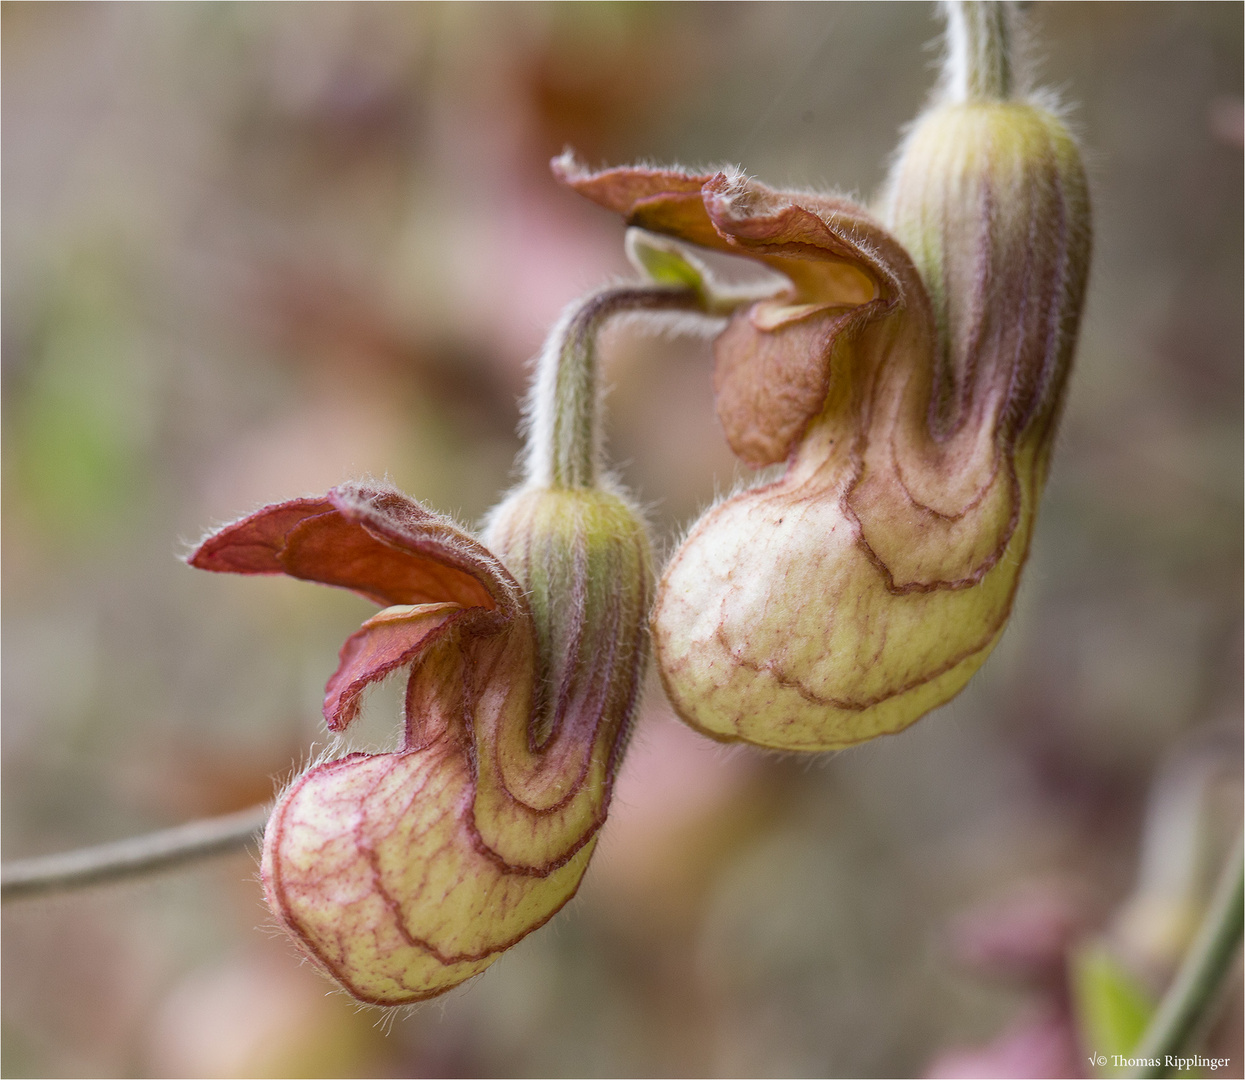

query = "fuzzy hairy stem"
[528,286,700,489]
[944,0,1016,102]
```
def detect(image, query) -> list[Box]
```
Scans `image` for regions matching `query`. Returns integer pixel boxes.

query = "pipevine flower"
[555,2,1091,751]
[191,283,702,1004]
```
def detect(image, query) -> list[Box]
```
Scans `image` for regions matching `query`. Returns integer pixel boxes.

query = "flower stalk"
[529,285,701,490]
[945,0,1017,103]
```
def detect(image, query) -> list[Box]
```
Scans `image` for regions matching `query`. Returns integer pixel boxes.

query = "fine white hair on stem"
[520,285,715,491]
[522,293,591,490]
[941,0,1031,104]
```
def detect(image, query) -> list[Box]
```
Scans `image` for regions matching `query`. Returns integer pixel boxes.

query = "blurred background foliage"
[2,3,1241,1077]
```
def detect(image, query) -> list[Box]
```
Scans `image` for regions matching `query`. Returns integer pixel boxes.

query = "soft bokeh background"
[3,3,1241,1077]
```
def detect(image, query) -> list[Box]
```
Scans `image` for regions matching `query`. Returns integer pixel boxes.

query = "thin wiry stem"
[1,803,270,901]
[1127,831,1245,1078]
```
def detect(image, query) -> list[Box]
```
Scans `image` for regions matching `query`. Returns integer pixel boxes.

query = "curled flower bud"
[556,2,1090,751]
[191,281,697,1003]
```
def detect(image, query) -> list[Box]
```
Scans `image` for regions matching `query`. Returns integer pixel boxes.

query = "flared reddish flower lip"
[190,481,524,735]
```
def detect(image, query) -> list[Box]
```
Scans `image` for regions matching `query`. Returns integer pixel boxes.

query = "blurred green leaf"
[1072,941,1157,1077]
[9,243,155,543]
